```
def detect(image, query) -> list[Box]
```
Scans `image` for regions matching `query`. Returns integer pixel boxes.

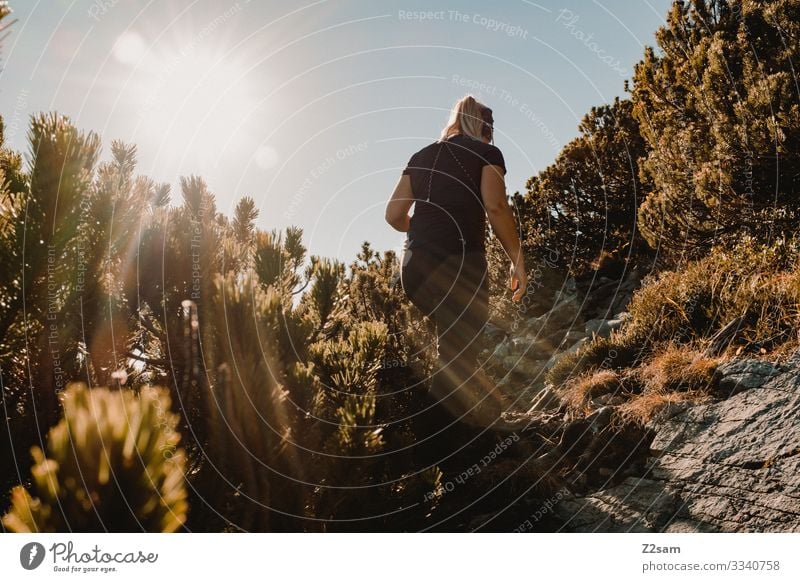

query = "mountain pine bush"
[2,383,187,532]
[632,0,800,263]
[519,97,653,276]
[0,107,443,531]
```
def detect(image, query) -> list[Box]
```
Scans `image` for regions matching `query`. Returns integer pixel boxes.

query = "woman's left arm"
[385,175,414,232]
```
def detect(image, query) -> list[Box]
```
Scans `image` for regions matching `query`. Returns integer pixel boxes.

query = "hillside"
[2,0,800,532]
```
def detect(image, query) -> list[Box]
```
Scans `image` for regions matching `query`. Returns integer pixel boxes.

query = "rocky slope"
[481,267,640,416]
[554,356,800,532]
[475,267,800,533]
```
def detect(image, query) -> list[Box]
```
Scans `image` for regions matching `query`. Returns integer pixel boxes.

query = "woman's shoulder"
[451,135,505,170]
[412,139,443,158]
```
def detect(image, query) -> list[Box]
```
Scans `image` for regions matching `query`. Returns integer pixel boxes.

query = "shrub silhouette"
[2,383,188,532]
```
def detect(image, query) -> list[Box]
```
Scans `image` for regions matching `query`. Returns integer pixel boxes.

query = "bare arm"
[481,164,527,301]
[385,174,414,232]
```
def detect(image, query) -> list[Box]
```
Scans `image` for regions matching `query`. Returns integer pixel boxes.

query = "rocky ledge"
[553,356,800,532]
[474,264,800,532]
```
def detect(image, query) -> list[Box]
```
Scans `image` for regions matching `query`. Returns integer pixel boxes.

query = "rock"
[534,338,557,358]
[509,337,554,360]
[544,337,589,370]
[512,359,547,379]
[558,361,800,532]
[558,330,587,347]
[521,316,546,336]
[713,358,784,396]
[783,346,800,368]
[502,355,519,371]
[552,277,577,302]
[524,294,582,337]
[555,477,686,532]
[586,280,620,302]
[609,293,635,319]
[491,341,511,361]
[547,296,581,329]
[583,318,605,334]
[584,317,625,339]
[483,321,508,342]
[585,405,614,433]
[644,400,693,431]
[509,337,528,351]
[647,367,800,531]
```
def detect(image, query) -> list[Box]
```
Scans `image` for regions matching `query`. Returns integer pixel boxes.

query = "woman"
[385,94,527,434]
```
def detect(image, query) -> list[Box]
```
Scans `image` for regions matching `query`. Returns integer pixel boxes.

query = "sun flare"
[115,31,265,171]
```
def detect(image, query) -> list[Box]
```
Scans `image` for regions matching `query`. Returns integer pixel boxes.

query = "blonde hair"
[439,94,492,142]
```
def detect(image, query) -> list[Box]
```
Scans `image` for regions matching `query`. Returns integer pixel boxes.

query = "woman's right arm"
[481,164,527,301]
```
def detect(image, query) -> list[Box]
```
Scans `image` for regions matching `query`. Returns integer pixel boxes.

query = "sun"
[114,31,266,173]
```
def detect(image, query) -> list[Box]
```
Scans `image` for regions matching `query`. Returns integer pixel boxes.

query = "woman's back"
[402,134,506,254]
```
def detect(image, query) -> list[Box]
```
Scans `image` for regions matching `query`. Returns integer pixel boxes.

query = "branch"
[125,351,168,367]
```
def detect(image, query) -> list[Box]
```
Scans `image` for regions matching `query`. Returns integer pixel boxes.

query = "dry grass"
[548,236,800,427]
[608,344,720,427]
[636,343,721,394]
[623,236,800,355]
[546,333,644,390]
[614,390,711,427]
[557,368,624,414]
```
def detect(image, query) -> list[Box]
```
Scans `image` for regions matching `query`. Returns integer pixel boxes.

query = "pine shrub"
[2,383,187,532]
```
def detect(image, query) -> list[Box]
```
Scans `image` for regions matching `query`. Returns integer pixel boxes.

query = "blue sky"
[0,0,671,261]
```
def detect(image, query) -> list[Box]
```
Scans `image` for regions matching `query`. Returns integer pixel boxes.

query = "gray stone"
[593,394,625,406]
[555,477,685,532]
[783,347,800,368]
[491,341,511,361]
[483,321,508,341]
[644,400,693,431]
[510,337,529,351]
[544,337,589,370]
[502,355,519,371]
[583,318,605,334]
[524,294,582,335]
[514,359,547,379]
[714,358,783,395]
[552,277,577,302]
[585,405,614,432]
[558,362,800,532]
[609,293,635,318]
[547,296,581,329]
[584,317,625,339]
[559,330,587,346]
[533,339,557,359]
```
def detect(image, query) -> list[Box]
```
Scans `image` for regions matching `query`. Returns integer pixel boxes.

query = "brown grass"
[557,368,624,414]
[623,236,800,355]
[546,237,800,432]
[614,390,711,427]
[636,343,720,394]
